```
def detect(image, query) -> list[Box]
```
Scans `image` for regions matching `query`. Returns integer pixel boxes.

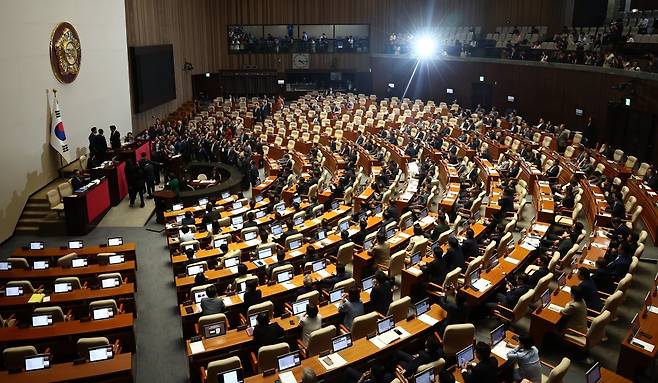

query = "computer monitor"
[374,205,383,214]
[311,260,325,273]
[72,258,88,268]
[172,203,184,210]
[415,298,430,317]
[0,261,10,271]
[274,202,285,212]
[244,231,258,241]
[377,315,395,335]
[29,241,44,250]
[101,277,120,289]
[362,276,374,292]
[541,288,551,308]
[413,367,435,383]
[402,217,413,230]
[585,362,601,383]
[224,256,240,268]
[258,247,272,259]
[221,191,230,199]
[231,216,243,226]
[54,282,72,293]
[176,215,184,223]
[194,290,208,304]
[198,198,209,206]
[409,251,422,267]
[255,209,266,219]
[363,237,375,251]
[107,237,123,246]
[187,264,205,276]
[109,254,125,265]
[88,345,114,362]
[489,255,500,269]
[5,286,23,297]
[203,321,226,338]
[316,229,326,241]
[292,299,309,315]
[68,240,83,249]
[218,367,244,383]
[490,324,506,346]
[329,288,343,303]
[32,314,53,327]
[331,334,352,353]
[630,314,640,338]
[293,195,302,204]
[271,223,283,235]
[232,201,242,210]
[419,208,428,220]
[214,238,228,248]
[236,281,247,294]
[277,351,301,371]
[386,227,396,239]
[255,194,264,203]
[288,239,302,250]
[248,310,268,327]
[469,268,480,287]
[338,220,349,232]
[294,216,304,226]
[24,354,50,371]
[456,344,475,367]
[92,307,115,320]
[276,270,293,283]
[33,260,49,270]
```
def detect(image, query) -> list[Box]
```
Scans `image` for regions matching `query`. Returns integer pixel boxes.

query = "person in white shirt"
[299,303,322,346]
[506,335,542,383]
[179,226,196,243]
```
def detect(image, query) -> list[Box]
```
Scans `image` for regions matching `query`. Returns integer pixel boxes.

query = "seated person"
[266,249,290,279]
[559,286,588,334]
[460,228,479,261]
[181,211,195,226]
[369,231,391,269]
[370,270,393,315]
[605,242,632,280]
[445,237,465,272]
[243,211,258,228]
[338,286,364,330]
[200,285,225,315]
[252,311,284,349]
[461,342,498,383]
[506,335,542,383]
[320,263,351,289]
[351,219,368,246]
[179,225,195,242]
[527,255,550,287]
[437,291,467,335]
[489,274,531,310]
[576,268,602,311]
[242,279,262,314]
[395,336,443,378]
[428,213,450,241]
[299,303,322,347]
[592,258,615,294]
[426,246,448,285]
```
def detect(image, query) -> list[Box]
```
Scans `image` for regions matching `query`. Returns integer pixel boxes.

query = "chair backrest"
[388,251,406,279]
[544,357,571,383]
[350,312,379,340]
[398,212,413,230]
[7,280,35,294]
[601,291,623,317]
[306,325,337,357]
[57,252,79,268]
[333,277,355,291]
[2,345,37,371]
[89,299,119,315]
[198,313,228,333]
[511,288,535,322]
[532,273,554,301]
[443,267,462,291]
[206,356,242,383]
[386,296,411,322]
[464,256,483,278]
[442,323,475,356]
[46,189,61,208]
[55,277,82,290]
[271,264,294,282]
[34,306,65,322]
[241,227,259,242]
[7,257,29,270]
[417,357,446,377]
[257,342,290,372]
[285,233,304,250]
[296,290,320,306]
[76,337,110,358]
[615,274,633,300]
[482,241,496,265]
[336,242,355,266]
[247,300,274,319]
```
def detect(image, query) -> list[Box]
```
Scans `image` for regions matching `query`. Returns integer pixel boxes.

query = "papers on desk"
[317,269,331,279]
[319,353,347,370]
[253,260,265,267]
[491,341,510,361]
[547,304,563,313]
[189,341,205,354]
[369,336,387,349]
[591,242,606,249]
[228,266,238,274]
[418,313,439,326]
[195,303,202,312]
[42,296,51,303]
[532,223,550,232]
[223,297,233,306]
[406,266,422,276]
[245,239,260,247]
[399,232,411,239]
[289,250,303,258]
[582,259,596,266]
[630,338,655,352]
[520,237,540,251]
[472,278,492,291]
[282,282,297,290]
[420,216,436,226]
[279,371,298,383]
[647,306,658,314]
[28,294,45,303]
[561,286,571,293]
[503,257,520,265]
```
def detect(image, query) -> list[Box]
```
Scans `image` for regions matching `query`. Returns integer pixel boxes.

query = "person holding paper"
[506,335,542,383]
[338,287,364,330]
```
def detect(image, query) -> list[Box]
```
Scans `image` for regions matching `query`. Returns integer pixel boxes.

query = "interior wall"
[0,0,132,242]
[371,56,658,164]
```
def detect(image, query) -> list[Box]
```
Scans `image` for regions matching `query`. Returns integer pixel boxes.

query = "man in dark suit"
[427,246,448,285]
[370,271,393,315]
[88,127,97,164]
[610,193,625,219]
[437,292,467,335]
[444,237,465,272]
[592,258,615,294]
[252,312,284,349]
[320,263,351,289]
[70,169,86,190]
[109,125,121,149]
[461,228,479,261]
[606,243,632,280]
[94,128,108,162]
[462,342,499,383]
[492,274,531,309]
[243,212,258,228]
[576,268,602,311]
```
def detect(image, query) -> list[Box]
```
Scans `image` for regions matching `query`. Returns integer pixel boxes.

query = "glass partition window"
[228,25,369,53]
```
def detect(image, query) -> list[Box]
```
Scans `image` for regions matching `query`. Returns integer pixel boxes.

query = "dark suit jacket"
[252,322,284,349]
[243,289,263,313]
[592,268,615,294]
[611,201,625,219]
[427,258,448,285]
[463,356,499,383]
[110,131,121,149]
[444,247,465,272]
[370,282,393,314]
[579,279,602,310]
[461,238,479,260]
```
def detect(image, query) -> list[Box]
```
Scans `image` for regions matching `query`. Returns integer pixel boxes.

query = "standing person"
[125,159,145,208]
[109,125,121,149]
[138,153,157,199]
[338,286,364,330]
[299,303,322,346]
[88,127,97,166]
[95,128,108,162]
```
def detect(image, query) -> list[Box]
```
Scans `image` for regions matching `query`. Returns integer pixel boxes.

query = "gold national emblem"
[50,22,81,83]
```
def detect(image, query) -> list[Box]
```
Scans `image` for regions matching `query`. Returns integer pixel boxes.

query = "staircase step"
[14,226,40,233]
[21,210,49,218]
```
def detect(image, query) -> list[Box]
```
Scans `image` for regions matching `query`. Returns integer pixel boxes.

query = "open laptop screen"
[277,351,301,371]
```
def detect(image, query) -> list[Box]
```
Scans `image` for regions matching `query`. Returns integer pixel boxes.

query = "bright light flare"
[413,34,437,59]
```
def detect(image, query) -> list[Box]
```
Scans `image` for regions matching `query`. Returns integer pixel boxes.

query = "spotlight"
[413,34,436,59]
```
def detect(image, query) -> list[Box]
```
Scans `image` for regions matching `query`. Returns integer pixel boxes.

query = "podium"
[63,178,111,235]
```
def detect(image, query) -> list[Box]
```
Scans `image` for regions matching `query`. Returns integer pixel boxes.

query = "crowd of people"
[229,25,367,53]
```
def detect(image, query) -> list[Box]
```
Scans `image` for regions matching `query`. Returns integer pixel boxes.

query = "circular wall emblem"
[50,22,81,83]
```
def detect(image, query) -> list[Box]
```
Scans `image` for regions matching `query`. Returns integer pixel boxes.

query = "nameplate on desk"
[561,286,571,293]
[582,259,596,266]
[648,306,658,314]
[278,371,298,383]
[630,338,655,352]
[189,341,205,354]
[228,266,238,274]
[547,303,563,313]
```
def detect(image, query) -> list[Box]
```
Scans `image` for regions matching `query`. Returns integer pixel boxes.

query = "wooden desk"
[63,178,111,235]
[11,243,137,264]
[252,176,277,198]
[628,179,658,244]
[617,287,658,379]
[0,261,137,287]
[0,352,133,383]
[533,180,555,224]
